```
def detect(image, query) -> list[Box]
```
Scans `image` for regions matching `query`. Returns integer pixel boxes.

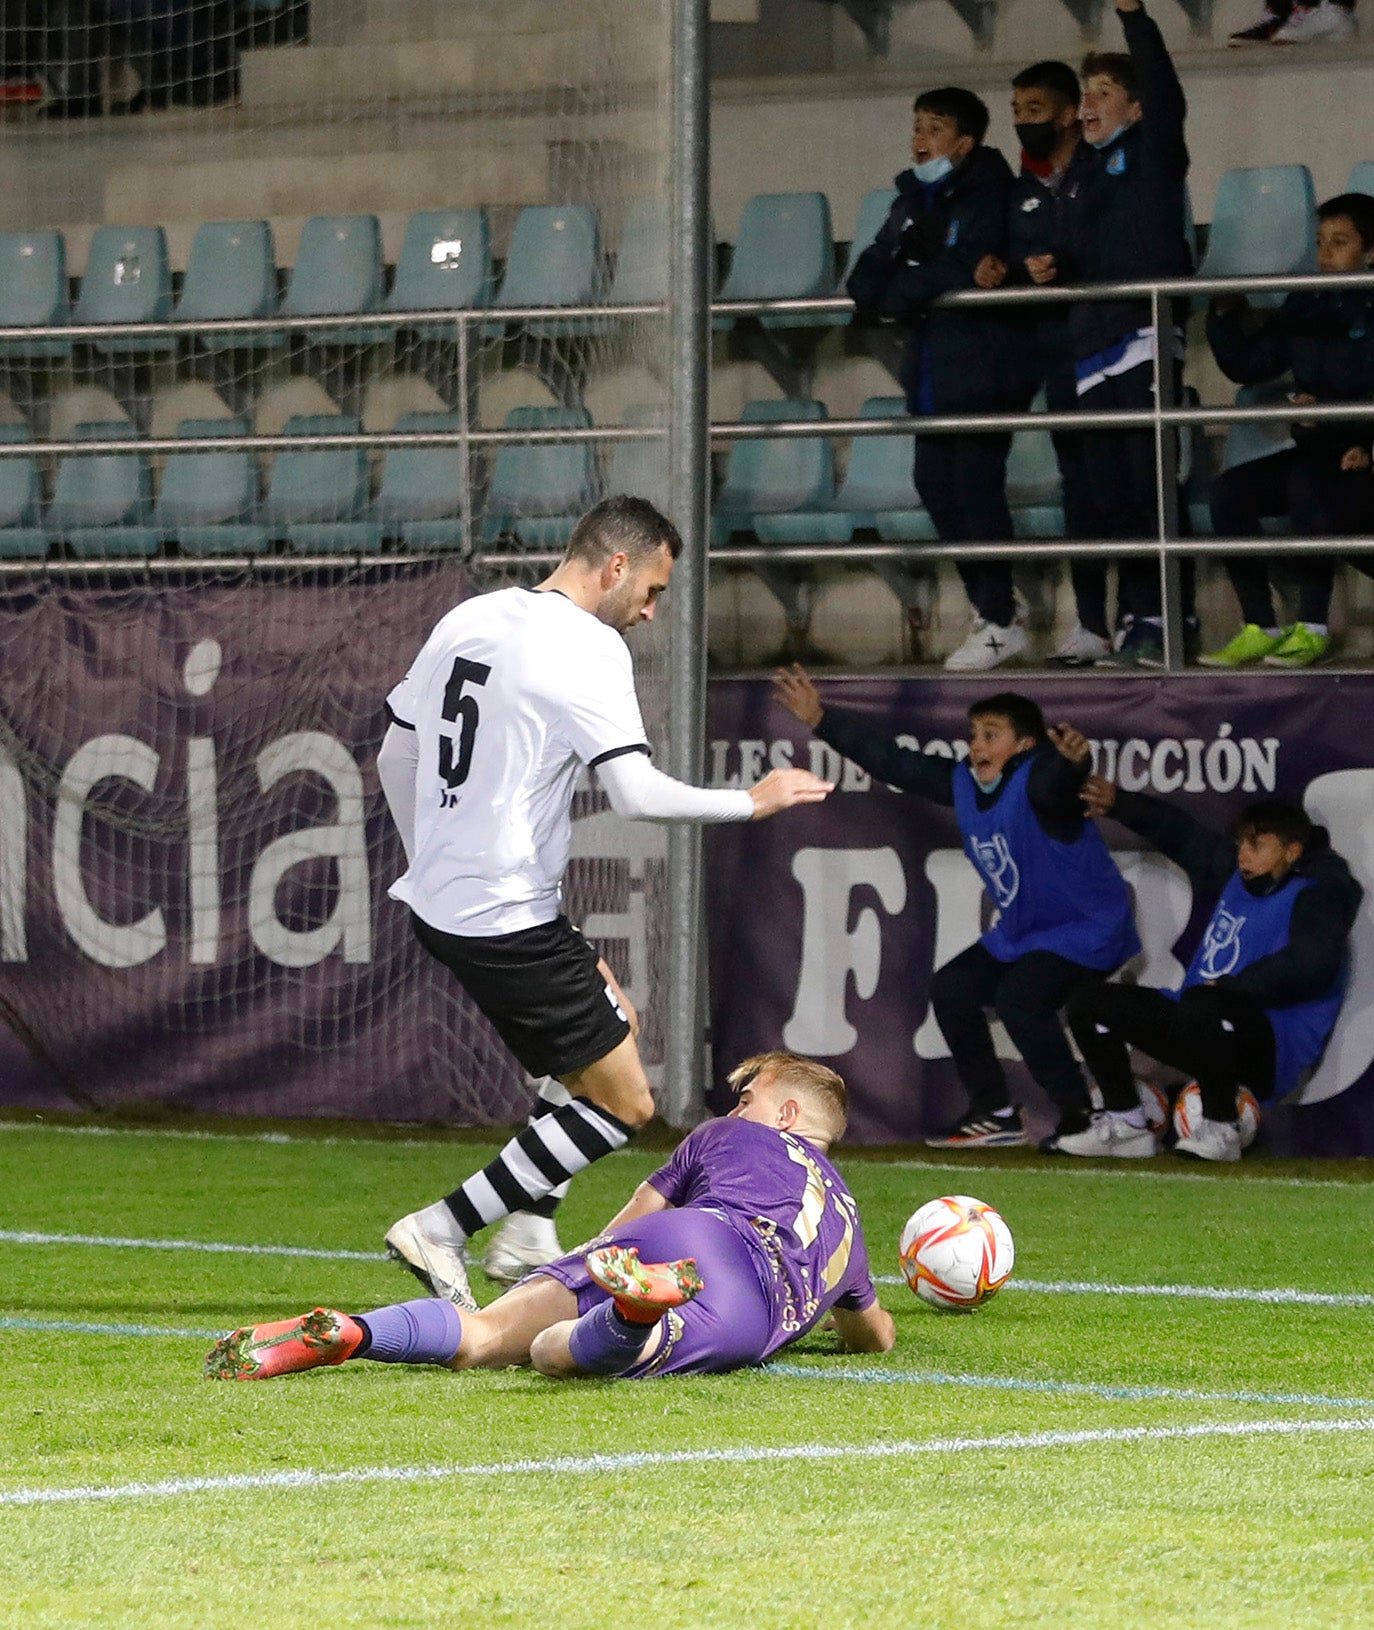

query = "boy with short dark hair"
[847,86,1025,673]
[1028,0,1195,667]
[1201,192,1374,670]
[1065,780,1361,1161]
[774,666,1140,1147]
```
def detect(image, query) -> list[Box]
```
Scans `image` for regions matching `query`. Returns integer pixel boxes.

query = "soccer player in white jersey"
[377,495,832,1309]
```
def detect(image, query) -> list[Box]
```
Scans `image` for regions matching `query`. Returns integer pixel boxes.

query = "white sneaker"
[384,1209,477,1310]
[1055,1110,1158,1158]
[483,1212,565,1285]
[1136,1078,1171,1133]
[943,619,1028,672]
[1175,1115,1242,1163]
[1274,1,1356,41]
[1051,625,1110,667]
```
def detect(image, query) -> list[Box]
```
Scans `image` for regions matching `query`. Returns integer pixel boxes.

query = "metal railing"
[1,269,1372,668]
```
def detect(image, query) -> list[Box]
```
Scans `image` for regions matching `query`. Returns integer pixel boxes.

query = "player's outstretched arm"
[830,1302,897,1354]
[600,1179,672,1234]
[746,767,834,820]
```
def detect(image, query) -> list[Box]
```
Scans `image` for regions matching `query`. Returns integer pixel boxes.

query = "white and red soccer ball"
[899,1195,1015,1313]
[1173,1080,1261,1150]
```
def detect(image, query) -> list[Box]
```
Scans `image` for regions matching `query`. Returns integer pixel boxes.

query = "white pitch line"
[2,1119,1372,1191]
[4,1415,1372,1510]
[0,1316,220,1339]
[0,1229,380,1262]
[872,1273,1374,1307]
[5,1229,1372,1306]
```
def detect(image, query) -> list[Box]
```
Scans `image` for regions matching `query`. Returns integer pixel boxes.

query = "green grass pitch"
[3,1113,1374,1628]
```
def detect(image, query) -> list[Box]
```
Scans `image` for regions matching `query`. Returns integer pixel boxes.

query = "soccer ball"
[1135,1078,1171,1133]
[1173,1080,1261,1150]
[899,1195,1015,1313]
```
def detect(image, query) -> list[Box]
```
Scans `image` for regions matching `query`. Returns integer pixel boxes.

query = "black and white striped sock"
[522,1078,573,1219]
[443,1095,632,1238]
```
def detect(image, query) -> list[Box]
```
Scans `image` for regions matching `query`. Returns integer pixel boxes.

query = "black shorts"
[410,911,631,1081]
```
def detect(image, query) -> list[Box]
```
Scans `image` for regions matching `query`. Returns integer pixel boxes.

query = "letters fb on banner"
[705,676,1374,1157]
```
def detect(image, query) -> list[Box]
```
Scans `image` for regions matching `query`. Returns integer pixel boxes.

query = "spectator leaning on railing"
[846,86,1026,674]
[976,60,1108,667]
[1200,193,1374,670]
[1026,0,1195,668]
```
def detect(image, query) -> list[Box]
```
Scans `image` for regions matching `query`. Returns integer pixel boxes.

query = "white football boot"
[384,1205,477,1310]
[1274,1,1356,41]
[1055,1110,1158,1158]
[943,619,1028,672]
[1174,1115,1242,1163]
[1051,625,1111,667]
[483,1211,565,1286]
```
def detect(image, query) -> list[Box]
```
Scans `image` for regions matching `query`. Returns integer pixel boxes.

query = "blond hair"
[727,1050,849,1143]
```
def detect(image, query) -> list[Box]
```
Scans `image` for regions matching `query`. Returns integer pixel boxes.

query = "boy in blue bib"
[774,670,1139,1147]
[1066,785,1361,1161]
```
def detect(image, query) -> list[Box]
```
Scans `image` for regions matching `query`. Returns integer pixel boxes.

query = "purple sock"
[566,1300,655,1376]
[355,1298,463,1365]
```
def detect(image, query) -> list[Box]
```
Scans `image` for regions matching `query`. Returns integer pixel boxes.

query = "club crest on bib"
[971,833,1020,909]
[1200,908,1246,979]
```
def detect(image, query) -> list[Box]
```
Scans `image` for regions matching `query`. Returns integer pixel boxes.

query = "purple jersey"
[645,1116,877,1360]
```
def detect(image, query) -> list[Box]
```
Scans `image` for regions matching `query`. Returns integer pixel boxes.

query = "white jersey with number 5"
[385,586,649,937]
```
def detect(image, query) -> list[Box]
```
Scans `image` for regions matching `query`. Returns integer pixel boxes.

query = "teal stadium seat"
[484,405,598,550]
[74,226,174,355]
[278,215,384,345]
[816,187,899,328]
[0,424,49,557]
[174,221,278,350]
[716,192,835,331]
[49,421,158,557]
[0,231,71,359]
[714,399,851,544]
[1198,166,1317,308]
[260,415,376,553]
[604,405,669,512]
[829,396,937,541]
[156,418,268,556]
[609,199,669,306]
[1348,162,1374,199]
[383,210,493,342]
[371,413,468,551]
[1005,394,1064,539]
[491,205,602,337]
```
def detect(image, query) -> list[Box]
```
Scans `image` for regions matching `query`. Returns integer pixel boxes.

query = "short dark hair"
[1081,50,1137,102]
[913,86,989,145]
[1230,801,1313,850]
[1012,60,1081,109]
[563,494,682,567]
[1318,193,1374,250]
[968,692,1048,743]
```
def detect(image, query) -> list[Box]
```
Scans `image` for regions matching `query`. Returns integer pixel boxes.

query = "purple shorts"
[532,1207,775,1378]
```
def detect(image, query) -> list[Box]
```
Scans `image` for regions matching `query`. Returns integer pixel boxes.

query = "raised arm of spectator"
[1084,780,1235,891]
[1119,0,1187,174]
[772,664,956,804]
[1028,723,1094,825]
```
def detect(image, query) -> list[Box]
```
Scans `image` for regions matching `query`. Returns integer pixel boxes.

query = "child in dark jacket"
[1201,193,1374,670]
[846,86,1023,674]
[1066,780,1361,1162]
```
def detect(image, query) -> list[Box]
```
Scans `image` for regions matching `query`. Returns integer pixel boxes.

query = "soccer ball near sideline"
[899,1195,1015,1313]
[1173,1080,1261,1151]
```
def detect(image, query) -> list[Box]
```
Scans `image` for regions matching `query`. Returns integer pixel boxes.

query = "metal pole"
[1151,288,1184,670]
[664,0,711,1128]
[456,315,475,557]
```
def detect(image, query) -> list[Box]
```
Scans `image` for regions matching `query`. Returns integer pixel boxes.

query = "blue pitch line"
[5,1416,1374,1509]
[0,1316,220,1339]
[872,1273,1374,1307]
[765,1362,1374,1411]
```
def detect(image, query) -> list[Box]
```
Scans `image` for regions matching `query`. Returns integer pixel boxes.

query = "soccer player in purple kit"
[205,1052,895,1382]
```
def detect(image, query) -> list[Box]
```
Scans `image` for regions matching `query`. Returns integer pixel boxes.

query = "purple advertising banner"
[705,674,1374,1157]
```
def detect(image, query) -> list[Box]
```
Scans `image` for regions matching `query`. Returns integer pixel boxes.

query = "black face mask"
[1015,121,1060,162]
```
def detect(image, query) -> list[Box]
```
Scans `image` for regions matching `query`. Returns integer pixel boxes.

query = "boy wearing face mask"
[847,87,1025,673]
[980,61,1107,665]
[1067,782,1361,1161]
[773,665,1140,1149]
[1028,0,1195,667]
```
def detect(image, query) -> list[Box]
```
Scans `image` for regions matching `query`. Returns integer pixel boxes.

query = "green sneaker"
[1196,624,1281,668]
[1263,622,1331,668]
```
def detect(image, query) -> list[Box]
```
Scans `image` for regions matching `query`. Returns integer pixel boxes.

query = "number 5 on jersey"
[439,656,491,803]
